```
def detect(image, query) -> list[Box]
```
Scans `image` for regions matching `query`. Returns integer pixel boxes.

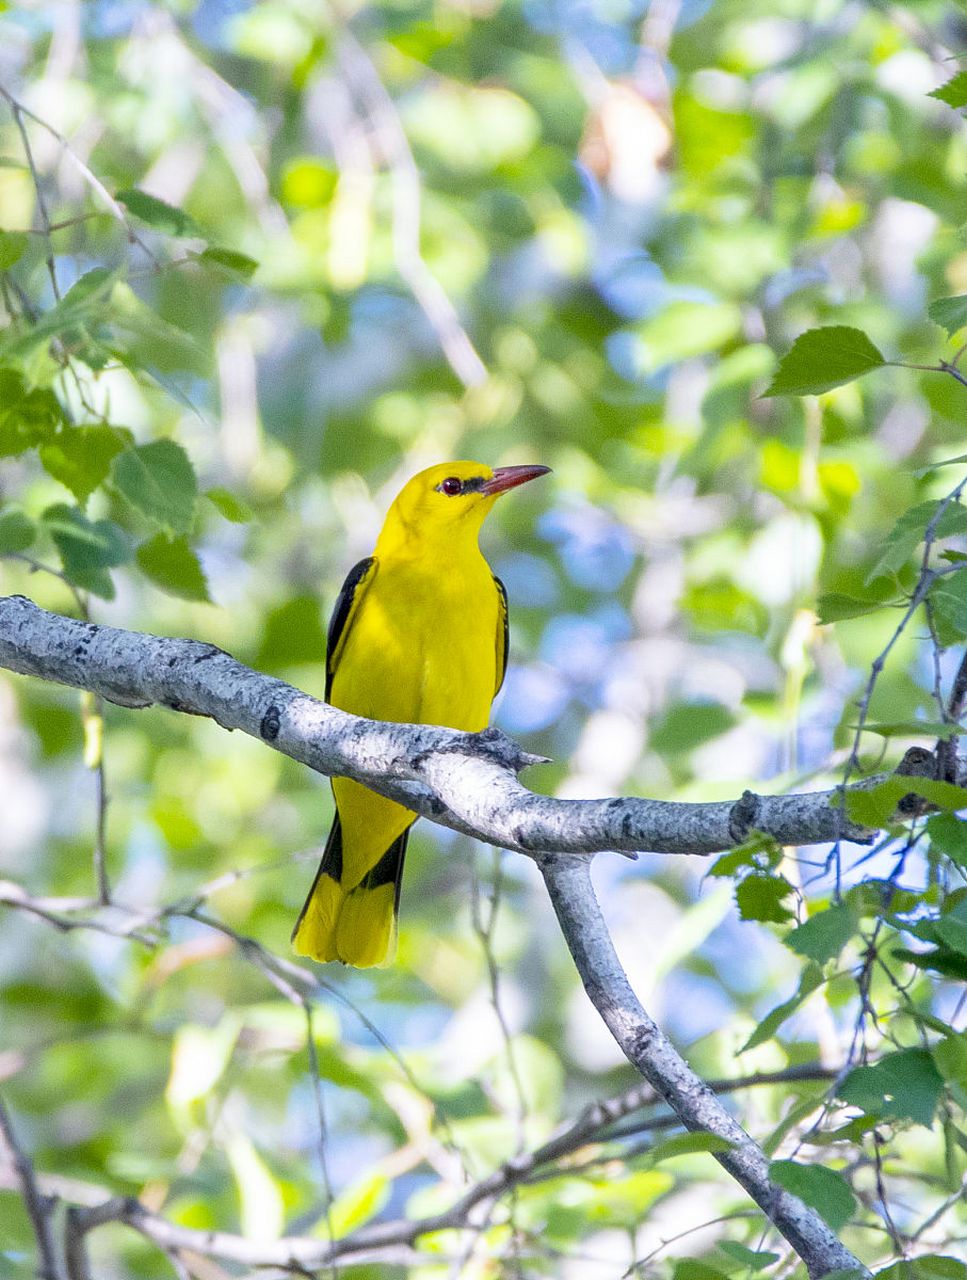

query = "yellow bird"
[292,460,550,967]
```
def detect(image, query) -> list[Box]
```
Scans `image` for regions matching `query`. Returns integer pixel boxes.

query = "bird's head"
[380,460,550,546]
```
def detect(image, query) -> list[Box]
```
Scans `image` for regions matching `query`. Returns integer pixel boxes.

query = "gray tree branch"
[0,593,908,1278]
[0,595,911,858]
[539,855,868,1279]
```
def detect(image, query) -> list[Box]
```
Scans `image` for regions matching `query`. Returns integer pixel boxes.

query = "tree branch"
[0,595,917,859]
[3,1063,847,1277]
[538,854,869,1279]
[0,1095,65,1280]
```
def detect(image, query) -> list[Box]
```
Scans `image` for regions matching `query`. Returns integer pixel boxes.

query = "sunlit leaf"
[764,326,885,397]
[673,1261,729,1280]
[226,1132,285,1242]
[166,1017,240,1110]
[320,1168,390,1238]
[929,73,967,109]
[0,229,28,268]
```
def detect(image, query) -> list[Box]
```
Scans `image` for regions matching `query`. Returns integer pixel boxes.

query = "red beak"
[481,464,551,497]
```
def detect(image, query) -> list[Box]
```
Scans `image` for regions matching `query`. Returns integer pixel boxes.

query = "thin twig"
[0,1095,64,1280]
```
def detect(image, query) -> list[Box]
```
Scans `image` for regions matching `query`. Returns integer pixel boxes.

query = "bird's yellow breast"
[329,553,500,733]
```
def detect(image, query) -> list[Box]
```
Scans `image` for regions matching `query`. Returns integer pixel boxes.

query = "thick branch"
[0,595,908,857]
[539,854,869,1280]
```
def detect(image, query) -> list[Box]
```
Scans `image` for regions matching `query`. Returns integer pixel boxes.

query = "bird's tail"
[292,817,409,968]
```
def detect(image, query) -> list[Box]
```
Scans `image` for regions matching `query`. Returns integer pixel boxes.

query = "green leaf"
[934,908,967,957]
[816,592,894,623]
[255,596,327,671]
[929,569,967,644]
[768,1160,856,1231]
[0,369,63,457]
[117,188,202,238]
[0,508,35,553]
[845,777,967,827]
[735,873,795,923]
[105,281,207,376]
[895,945,967,981]
[0,229,28,269]
[716,1242,780,1271]
[0,268,117,364]
[136,534,210,602]
[646,1132,734,1163]
[784,904,856,963]
[635,300,743,372]
[42,503,130,599]
[651,701,736,754]
[226,1132,285,1243]
[63,266,116,307]
[673,1262,729,1280]
[111,441,198,535]
[933,1032,967,1091]
[840,1048,944,1126]
[928,295,967,337]
[741,963,824,1053]
[929,72,967,109]
[321,1168,390,1238]
[927,813,967,866]
[39,425,131,504]
[875,501,967,584]
[854,720,961,740]
[877,1260,967,1280]
[197,247,259,280]
[764,326,885,397]
[708,833,782,878]
[206,487,253,523]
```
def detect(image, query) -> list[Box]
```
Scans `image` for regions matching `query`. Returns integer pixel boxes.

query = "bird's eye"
[441,476,463,496]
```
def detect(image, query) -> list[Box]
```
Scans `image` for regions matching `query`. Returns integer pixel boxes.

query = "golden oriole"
[292,460,550,967]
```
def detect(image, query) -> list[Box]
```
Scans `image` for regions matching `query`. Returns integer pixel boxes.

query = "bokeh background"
[1,0,967,1275]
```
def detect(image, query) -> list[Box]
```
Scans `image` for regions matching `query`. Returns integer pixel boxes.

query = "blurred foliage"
[1,0,967,1275]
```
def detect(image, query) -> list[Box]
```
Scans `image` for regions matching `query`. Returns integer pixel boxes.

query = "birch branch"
[0,594,893,1276]
[0,595,926,858]
[539,855,869,1279]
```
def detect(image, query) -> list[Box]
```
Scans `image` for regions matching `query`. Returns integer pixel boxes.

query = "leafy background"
[1,0,967,1275]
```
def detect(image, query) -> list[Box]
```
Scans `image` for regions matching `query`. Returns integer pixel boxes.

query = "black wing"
[493,574,509,697]
[325,556,377,701]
